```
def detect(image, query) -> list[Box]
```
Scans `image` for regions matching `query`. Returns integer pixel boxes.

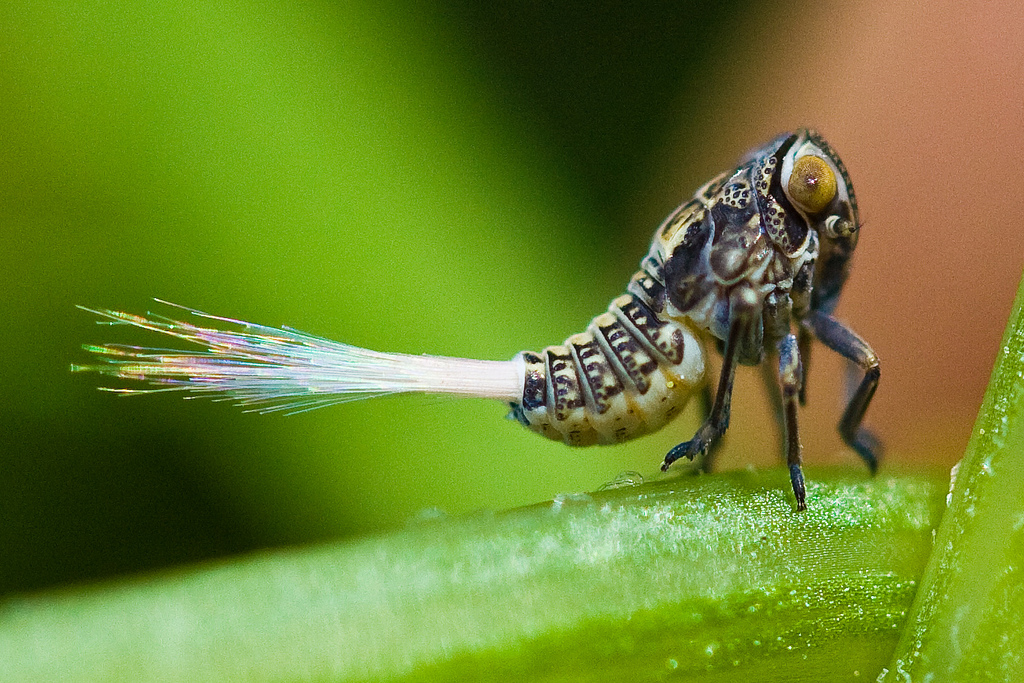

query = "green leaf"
[881,273,1024,681]
[0,469,944,682]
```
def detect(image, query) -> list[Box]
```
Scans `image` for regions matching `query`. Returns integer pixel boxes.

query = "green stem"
[0,469,943,682]
[881,273,1024,682]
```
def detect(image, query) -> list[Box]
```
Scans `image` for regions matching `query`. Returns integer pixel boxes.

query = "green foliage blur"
[1,0,774,596]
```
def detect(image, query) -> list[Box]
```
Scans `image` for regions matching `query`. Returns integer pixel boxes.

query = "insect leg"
[760,356,786,460]
[802,310,881,472]
[797,326,813,405]
[698,380,714,421]
[691,381,717,473]
[662,289,754,471]
[777,333,807,510]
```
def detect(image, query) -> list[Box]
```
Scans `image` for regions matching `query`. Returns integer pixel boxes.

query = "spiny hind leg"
[802,310,881,473]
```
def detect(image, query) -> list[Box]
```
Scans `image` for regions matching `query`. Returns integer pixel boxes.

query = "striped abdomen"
[508,283,704,446]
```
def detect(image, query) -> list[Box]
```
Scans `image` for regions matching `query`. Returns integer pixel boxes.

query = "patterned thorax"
[638,129,858,359]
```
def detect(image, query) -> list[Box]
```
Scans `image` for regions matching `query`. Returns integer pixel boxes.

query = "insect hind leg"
[803,309,881,472]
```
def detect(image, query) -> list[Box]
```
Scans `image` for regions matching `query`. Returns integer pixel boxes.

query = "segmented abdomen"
[509,286,704,446]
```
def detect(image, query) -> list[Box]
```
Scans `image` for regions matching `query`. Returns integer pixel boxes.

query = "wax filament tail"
[73,301,523,414]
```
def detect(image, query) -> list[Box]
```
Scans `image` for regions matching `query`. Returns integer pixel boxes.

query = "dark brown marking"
[519,351,547,411]
[617,296,686,365]
[595,317,656,395]
[628,271,666,307]
[546,347,585,421]
[571,336,624,415]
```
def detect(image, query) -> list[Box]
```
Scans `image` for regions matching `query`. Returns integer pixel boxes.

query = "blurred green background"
[2,0,1021,597]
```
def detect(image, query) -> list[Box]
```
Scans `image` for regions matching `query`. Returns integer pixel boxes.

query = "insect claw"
[789,464,807,511]
[662,422,721,471]
[661,438,700,470]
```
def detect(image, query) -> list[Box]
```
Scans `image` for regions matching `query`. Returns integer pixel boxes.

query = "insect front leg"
[797,326,813,405]
[662,288,757,472]
[802,309,881,472]
[760,357,786,460]
[776,333,807,510]
[691,381,717,473]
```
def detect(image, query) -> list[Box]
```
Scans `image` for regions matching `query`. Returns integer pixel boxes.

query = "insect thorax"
[652,141,820,364]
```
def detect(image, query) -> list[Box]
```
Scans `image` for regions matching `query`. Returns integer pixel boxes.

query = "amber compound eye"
[787,155,837,214]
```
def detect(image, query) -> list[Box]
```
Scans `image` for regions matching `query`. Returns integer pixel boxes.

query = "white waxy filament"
[73,300,524,414]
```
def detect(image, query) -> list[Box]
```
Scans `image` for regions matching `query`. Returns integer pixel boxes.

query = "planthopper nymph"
[75,129,880,510]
